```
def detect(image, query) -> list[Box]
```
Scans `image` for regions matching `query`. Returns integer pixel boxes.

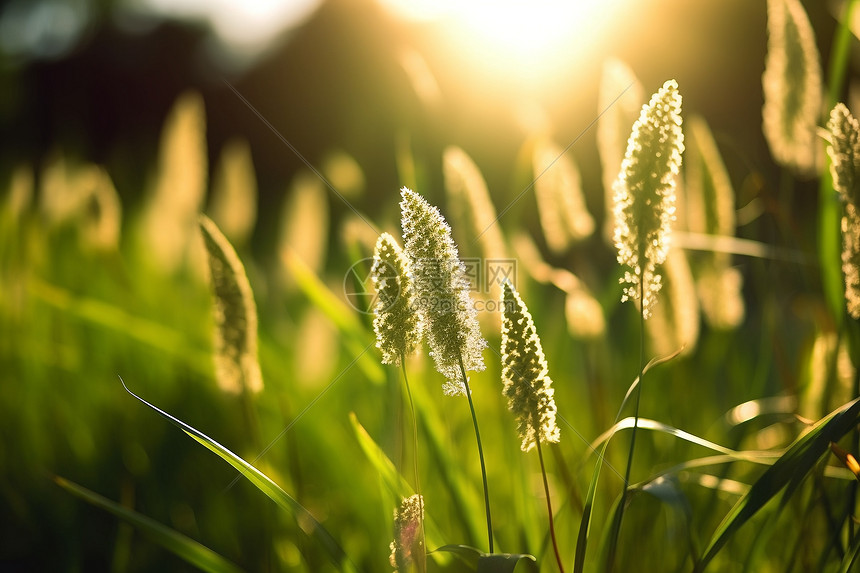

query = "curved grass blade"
[696,397,860,572]
[586,417,780,464]
[348,411,448,562]
[120,378,356,572]
[409,374,487,545]
[573,349,682,573]
[598,477,696,572]
[839,528,860,573]
[55,476,244,573]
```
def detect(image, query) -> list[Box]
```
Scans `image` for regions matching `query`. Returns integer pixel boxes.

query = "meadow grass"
[5,1,860,572]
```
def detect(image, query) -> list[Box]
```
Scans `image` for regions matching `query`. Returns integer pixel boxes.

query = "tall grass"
[5,2,860,572]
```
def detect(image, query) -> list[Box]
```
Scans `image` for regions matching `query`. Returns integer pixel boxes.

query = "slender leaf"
[573,349,682,573]
[696,397,860,571]
[839,528,860,573]
[55,476,244,573]
[120,378,356,573]
[587,417,780,464]
[410,375,487,545]
[348,411,448,561]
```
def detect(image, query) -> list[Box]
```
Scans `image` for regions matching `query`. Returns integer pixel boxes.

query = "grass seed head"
[400,187,486,395]
[390,494,424,572]
[500,281,560,452]
[371,232,422,365]
[613,79,684,318]
[762,0,822,175]
[827,104,860,319]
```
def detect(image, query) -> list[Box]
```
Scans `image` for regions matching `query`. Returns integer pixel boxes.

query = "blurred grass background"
[1,0,859,571]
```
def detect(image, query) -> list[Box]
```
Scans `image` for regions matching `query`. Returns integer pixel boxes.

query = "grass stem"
[606,276,646,572]
[459,353,494,554]
[400,356,426,572]
[536,436,565,572]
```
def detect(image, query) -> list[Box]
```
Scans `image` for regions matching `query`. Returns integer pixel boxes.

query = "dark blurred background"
[0,0,843,245]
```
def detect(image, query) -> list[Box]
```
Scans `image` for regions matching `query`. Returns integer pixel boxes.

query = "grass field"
[3,1,860,571]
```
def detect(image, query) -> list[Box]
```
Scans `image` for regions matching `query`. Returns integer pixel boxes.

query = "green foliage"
[55,476,244,573]
[7,3,860,572]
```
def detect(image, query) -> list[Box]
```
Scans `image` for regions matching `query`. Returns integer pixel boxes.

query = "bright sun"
[381,0,632,89]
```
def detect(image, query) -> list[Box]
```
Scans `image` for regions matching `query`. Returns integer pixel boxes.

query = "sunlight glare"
[381,0,632,88]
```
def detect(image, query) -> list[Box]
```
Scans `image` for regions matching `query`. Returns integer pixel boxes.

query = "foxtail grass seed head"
[442,145,507,262]
[82,167,122,252]
[533,138,595,253]
[565,288,606,340]
[7,163,33,220]
[400,187,486,395]
[280,170,329,275]
[842,205,860,319]
[390,494,424,572]
[827,104,860,319]
[143,91,207,273]
[686,115,736,239]
[696,266,745,330]
[828,103,860,206]
[372,233,422,365]
[802,331,856,419]
[199,215,263,395]
[209,138,258,247]
[613,79,684,318]
[500,281,560,452]
[762,0,822,175]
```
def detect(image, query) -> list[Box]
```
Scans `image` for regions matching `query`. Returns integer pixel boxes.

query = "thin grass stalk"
[400,356,426,571]
[606,277,646,572]
[821,0,858,326]
[850,363,860,545]
[459,353,493,553]
[536,433,565,572]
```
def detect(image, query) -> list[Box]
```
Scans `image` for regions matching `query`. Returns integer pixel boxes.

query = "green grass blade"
[30,279,211,373]
[821,0,858,326]
[573,350,682,573]
[587,417,780,463]
[839,527,860,573]
[282,249,384,385]
[55,476,244,573]
[349,412,448,560]
[410,374,486,545]
[696,397,860,571]
[121,378,356,572]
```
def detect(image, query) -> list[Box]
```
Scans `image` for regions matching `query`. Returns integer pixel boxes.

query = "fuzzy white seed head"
[762,0,822,175]
[613,79,684,318]
[389,494,424,572]
[500,281,560,452]
[827,104,860,319]
[371,233,422,365]
[400,187,486,395]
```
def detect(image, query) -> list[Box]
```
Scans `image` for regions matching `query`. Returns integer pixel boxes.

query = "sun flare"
[381,0,632,88]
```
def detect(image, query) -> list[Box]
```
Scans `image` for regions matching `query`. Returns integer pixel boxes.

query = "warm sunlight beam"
[380,0,633,89]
